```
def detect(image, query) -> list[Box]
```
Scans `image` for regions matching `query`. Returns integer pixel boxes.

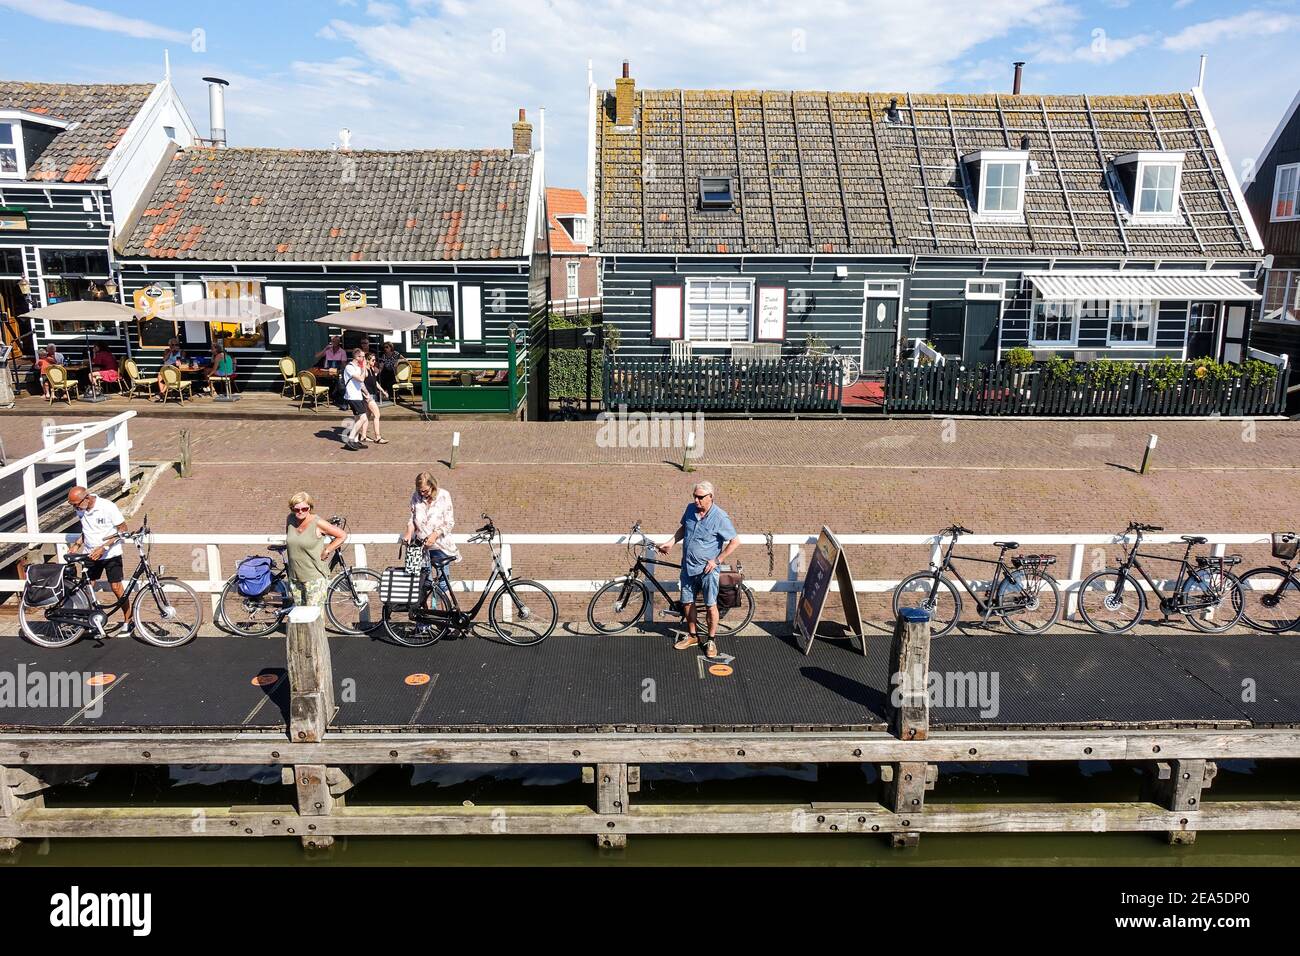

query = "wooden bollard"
[890,607,931,741]
[1139,433,1157,475]
[178,429,192,478]
[595,762,630,850]
[286,605,335,743]
[1152,758,1215,845]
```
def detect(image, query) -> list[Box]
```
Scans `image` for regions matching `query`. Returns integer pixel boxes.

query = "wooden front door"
[285,289,329,372]
[962,301,999,365]
[860,296,899,372]
[1223,305,1247,363]
[1186,302,1218,360]
[0,279,30,357]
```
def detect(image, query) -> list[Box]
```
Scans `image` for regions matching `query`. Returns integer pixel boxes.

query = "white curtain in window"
[409,285,453,313]
[687,280,751,342]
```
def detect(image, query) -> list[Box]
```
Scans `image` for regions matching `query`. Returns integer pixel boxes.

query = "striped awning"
[1023,271,1261,302]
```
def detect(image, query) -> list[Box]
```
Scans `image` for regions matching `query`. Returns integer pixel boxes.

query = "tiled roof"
[120,146,535,262]
[593,89,1256,259]
[547,186,588,253]
[0,81,154,182]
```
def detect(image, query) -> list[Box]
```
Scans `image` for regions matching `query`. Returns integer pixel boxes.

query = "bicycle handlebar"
[1127,521,1163,533]
[942,525,973,537]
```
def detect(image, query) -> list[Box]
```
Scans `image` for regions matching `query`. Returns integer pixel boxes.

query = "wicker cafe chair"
[298,370,330,410]
[44,364,79,405]
[392,360,415,402]
[157,364,192,404]
[278,356,299,399]
[120,358,153,401]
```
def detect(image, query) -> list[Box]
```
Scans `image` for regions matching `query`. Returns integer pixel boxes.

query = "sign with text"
[340,288,367,311]
[756,285,786,341]
[132,283,174,319]
[794,527,864,656]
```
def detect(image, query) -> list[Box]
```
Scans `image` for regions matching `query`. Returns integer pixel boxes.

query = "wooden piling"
[1152,759,1216,845]
[0,765,47,852]
[595,763,630,849]
[179,429,192,478]
[287,606,335,743]
[888,609,932,846]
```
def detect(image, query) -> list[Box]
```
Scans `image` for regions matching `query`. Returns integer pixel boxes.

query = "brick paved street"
[4,409,1298,623]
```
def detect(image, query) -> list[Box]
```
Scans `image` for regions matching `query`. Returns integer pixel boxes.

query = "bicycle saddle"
[269,544,288,553]
[65,552,94,563]
[994,540,1020,550]
[1181,535,1208,545]
[428,552,458,567]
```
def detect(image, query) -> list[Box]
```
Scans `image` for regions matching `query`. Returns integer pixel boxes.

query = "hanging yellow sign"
[340,288,367,311]
[132,283,175,319]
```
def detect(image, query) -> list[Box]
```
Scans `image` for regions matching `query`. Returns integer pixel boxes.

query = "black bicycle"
[1077,522,1245,634]
[893,525,1062,636]
[218,516,382,637]
[586,521,756,635]
[18,517,202,649]
[381,513,558,647]
[1235,532,1300,633]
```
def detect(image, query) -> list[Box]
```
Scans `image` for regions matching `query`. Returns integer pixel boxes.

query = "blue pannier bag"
[235,556,275,598]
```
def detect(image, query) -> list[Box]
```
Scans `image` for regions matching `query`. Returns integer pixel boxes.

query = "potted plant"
[1004,346,1036,390]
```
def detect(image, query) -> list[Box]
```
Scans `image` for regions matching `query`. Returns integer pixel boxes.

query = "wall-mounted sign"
[756,285,787,341]
[132,283,175,319]
[340,287,367,311]
[794,527,864,656]
[0,208,28,232]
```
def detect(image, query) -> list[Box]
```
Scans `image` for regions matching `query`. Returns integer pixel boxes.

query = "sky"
[1,0,1298,191]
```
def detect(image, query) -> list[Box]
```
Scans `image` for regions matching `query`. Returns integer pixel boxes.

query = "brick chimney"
[615,60,635,127]
[512,108,532,156]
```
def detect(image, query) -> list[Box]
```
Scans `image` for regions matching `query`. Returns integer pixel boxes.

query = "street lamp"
[582,326,596,412]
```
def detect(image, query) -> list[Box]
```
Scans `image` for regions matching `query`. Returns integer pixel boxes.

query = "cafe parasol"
[22,300,139,403]
[313,307,428,335]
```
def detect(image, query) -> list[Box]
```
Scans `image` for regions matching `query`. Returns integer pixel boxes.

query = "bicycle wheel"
[1077,569,1145,634]
[1238,567,1300,633]
[490,579,558,646]
[587,576,649,634]
[218,577,290,637]
[1181,569,1245,633]
[893,572,961,636]
[839,357,860,388]
[133,579,202,648]
[997,571,1062,635]
[382,585,452,647]
[17,598,87,648]
[713,584,756,636]
[326,568,383,635]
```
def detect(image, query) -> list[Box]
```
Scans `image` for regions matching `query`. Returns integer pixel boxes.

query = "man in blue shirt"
[658,480,738,657]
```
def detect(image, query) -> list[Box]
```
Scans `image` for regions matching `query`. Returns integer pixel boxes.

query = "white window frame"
[1272,163,1300,222]
[566,261,579,299]
[202,278,268,352]
[965,278,1005,301]
[964,149,1029,219]
[1115,151,1185,222]
[403,280,460,354]
[36,244,117,341]
[1261,269,1300,324]
[1106,299,1157,348]
[1029,297,1078,348]
[0,121,25,180]
[572,216,588,244]
[684,276,754,346]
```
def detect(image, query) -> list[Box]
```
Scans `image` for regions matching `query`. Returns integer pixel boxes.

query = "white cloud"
[0,0,190,41]
[1163,9,1300,52]
[1033,30,1153,64]
[365,1,401,20]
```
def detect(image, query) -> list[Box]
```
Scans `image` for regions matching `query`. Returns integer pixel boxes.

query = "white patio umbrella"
[23,300,139,402]
[313,307,427,334]
[158,298,283,324]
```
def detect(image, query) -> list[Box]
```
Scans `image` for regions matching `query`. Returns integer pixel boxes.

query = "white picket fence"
[0,529,1275,623]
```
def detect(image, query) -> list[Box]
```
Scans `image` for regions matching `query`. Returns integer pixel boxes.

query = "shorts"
[347,399,368,416]
[85,554,124,584]
[679,568,719,606]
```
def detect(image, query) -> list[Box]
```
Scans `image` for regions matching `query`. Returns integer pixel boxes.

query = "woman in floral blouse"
[402,471,457,595]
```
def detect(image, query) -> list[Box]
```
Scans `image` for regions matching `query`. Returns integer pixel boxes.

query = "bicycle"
[802,343,860,389]
[893,525,1062,636]
[1077,521,1245,634]
[18,517,202,649]
[586,520,756,635]
[380,513,558,647]
[218,516,382,637]
[1235,532,1300,633]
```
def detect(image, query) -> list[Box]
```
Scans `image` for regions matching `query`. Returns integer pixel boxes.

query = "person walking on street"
[362,352,389,444]
[65,485,131,634]
[340,348,371,451]
[657,480,738,658]
[402,472,458,596]
[285,492,348,608]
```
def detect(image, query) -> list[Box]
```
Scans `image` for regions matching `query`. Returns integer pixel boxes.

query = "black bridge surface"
[2,629,1299,733]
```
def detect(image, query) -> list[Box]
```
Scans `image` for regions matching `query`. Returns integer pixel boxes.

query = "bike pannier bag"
[403,543,425,575]
[235,556,275,598]
[717,569,744,610]
[379,568,422,605]
[23,562,67,608]
[1273,532,1299,561]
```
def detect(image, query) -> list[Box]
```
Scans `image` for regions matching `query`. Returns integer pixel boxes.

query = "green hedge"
[548,314,603,399]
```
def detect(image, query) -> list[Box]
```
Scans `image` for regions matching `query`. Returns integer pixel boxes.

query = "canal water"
[4,760,1299,865]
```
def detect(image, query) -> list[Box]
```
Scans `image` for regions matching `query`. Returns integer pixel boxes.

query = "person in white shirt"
[66,485,131,634]
[340,348,371,451]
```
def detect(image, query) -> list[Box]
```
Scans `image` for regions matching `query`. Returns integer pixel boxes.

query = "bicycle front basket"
[1273,532,1299,561]
[379,568,422,605]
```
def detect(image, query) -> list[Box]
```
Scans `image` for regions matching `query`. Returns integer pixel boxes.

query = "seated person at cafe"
[315,336,346,370]
[378,342,404,391]
[37,344,66,398]
[156,339,186,401]
[204,344,235,394]
[90,343,120,391]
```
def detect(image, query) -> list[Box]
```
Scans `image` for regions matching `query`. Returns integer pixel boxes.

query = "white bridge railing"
[0,529,1274,622]
[0,411,134,535]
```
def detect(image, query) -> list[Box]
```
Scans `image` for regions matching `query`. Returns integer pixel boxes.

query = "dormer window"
[1112,151,1184,222]
[1272,163,1300,222]
[962,149,1028,219]
[0,122,22,178]
[699,177,734,210]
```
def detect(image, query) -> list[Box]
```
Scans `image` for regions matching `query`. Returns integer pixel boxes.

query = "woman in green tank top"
[285,492,347,607]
